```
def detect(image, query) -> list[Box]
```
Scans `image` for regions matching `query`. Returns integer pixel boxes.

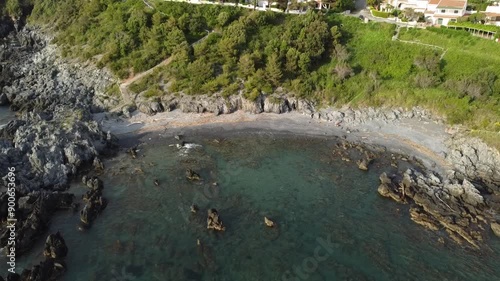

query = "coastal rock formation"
[134,92,317,116]
[80,176,108,229]
[378,169,498,248]
[490,223,500,237]
[43,231,68,259]
[0,28,116,194]
[0,192,74,257]
[2,232,69,281]
[186,169,201,181]
[446,135,500,190]
[264,217,275,227]
[207,208,225,231]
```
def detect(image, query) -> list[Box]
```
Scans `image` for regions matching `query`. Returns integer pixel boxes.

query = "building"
[484,5,500,26]
[386,0,429,13]
[424,0,467,25]
[384,0,468,25]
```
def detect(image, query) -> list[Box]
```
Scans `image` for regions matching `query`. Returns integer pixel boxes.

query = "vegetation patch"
[24,1,500,148]
[371,10,390,18]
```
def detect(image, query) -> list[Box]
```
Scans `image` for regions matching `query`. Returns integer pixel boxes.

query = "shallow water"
[14,131,500,280]
[0,106,15,126]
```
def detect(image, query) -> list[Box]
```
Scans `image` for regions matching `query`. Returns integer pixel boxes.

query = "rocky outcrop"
[186,169,201,181]
[264,217,275,227]
[378,169,499,248]
[79,176,108,229]
[3,232,69,281]
[446,135,500,191]
[134,91,317,116]
[43,231,68,259]
[0,192,74,256]
[207,208,225,231]
[0,27,116,194]
[0,27,116,261]
[491,223,500,237]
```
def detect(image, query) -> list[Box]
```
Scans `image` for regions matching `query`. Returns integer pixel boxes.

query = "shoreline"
[97,109,453,174]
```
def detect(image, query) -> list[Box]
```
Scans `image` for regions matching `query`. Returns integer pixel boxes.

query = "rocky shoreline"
[0,25,499,280]
[0,27,117,280]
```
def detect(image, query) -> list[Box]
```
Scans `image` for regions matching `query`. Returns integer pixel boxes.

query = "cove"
[13,130,500,281]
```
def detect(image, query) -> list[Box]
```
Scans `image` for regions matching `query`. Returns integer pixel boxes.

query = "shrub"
[372,10,390,18]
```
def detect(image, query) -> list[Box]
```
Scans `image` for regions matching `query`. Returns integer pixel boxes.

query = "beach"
[97,108,453,173]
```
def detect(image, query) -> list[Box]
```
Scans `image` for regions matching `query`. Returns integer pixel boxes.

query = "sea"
[9,130,500,281]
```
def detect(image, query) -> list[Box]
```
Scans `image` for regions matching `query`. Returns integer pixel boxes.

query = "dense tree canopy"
[24,1,499,147]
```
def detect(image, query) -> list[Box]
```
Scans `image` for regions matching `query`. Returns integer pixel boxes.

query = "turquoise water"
[0,106,15,126]
[14,131,500,280]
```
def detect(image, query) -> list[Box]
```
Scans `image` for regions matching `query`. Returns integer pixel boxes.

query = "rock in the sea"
[357,158,369,171]
[264,217,275,227]
[4,232,69,281]
[376,168,491,249]
[191,204,199,213]
[43,231,68,259]
[207,208,225,231]
[0,192,74,256]
[92,157,104,171]
[79,176,107,229]
[186,169,201,181]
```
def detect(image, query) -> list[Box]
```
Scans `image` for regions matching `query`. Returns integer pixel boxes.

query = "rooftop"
[436,0,467,8]
[485,5,500,13]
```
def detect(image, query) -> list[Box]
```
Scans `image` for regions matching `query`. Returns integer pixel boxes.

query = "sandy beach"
[95,109,454,173]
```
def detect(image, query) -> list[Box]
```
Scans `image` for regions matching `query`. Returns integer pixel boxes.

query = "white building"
[385,0,467,25]
[424,0,467,25]
[484,5,500,26]
[386,0,429,13]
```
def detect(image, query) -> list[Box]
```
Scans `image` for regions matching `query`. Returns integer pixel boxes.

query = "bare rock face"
[263,96,291,114]
[446,136,500,191]
[207,208,225,231]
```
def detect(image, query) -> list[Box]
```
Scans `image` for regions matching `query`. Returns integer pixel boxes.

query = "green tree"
[238,53,256,78]
[298,53,311,74]
[285,48,300,73]
[165,27,187,55]
[368,0,382,10]
[6,0,22,19]
[217,11,231,27]
[296,17,329,59]
[265,53,282,86]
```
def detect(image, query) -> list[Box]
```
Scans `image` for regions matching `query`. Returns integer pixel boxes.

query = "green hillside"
[24,0,500,148]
